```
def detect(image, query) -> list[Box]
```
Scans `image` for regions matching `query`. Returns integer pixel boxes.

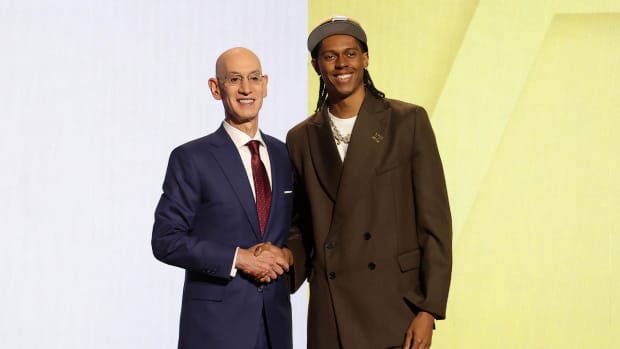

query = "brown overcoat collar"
[306,92,390,209]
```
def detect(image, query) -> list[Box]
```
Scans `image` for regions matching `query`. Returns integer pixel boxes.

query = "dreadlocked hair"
[314,69,385,113]
[363,69,385,100]
[314,77,328,112]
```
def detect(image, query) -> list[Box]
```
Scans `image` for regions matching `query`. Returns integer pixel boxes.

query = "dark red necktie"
[246,140,271,235]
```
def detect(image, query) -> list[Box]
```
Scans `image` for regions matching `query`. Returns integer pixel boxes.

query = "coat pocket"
[183,281,226,301]
[397,249,421,272]
[375,161,401,176]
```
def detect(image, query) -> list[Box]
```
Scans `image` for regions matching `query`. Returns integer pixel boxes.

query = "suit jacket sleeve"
[151,146,236,279]
[284,172,313,292]
[411,106,452,319]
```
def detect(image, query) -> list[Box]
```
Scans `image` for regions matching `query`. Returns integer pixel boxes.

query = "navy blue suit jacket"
[152,125,294,349]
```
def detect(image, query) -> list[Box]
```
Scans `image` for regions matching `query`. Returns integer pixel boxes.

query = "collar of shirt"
[222,121,266,148]
[221,120,272,191]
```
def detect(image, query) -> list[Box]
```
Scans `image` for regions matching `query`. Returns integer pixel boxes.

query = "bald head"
[208,47,268,137]
[215,47,262,79]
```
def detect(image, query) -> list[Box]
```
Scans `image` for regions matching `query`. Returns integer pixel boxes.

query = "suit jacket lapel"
[209,126,262,239]
[307,109,343,202]
[262,134,281,241]
[333,95,390,219]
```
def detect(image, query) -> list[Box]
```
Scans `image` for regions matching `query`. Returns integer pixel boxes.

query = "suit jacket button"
[368,262,376,270]
[325,241,336,249]
[328,272,336,280]
[363,232,372,240]
[257,285,264,293]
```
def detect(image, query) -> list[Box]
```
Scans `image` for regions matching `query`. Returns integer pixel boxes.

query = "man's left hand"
[403,311,434,349]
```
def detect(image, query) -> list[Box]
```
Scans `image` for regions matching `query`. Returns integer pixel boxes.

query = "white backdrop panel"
[0,1,308,348]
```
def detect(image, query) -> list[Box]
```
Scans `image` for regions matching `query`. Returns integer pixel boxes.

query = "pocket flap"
[397,249,421,272]
[183,281,226,301]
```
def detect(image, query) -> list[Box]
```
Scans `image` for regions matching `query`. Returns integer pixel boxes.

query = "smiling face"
[312,34,368,105]
[209,48,268,130]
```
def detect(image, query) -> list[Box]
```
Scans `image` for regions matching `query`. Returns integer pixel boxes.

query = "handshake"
[235,242,294,284]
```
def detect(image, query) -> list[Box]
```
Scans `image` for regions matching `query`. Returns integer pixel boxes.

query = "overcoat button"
[325,241,335,249]
[363,232,372,240]
[368,262,376,270]
[328,272,336,280]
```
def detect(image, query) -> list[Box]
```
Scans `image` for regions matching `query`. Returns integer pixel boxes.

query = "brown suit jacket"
[286,91,452,349]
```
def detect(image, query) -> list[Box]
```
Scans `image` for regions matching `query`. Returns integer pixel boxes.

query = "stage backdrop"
[1,1,308,348]
[309,0,620,348]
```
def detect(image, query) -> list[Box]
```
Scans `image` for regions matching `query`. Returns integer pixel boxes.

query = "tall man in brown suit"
[285,17,452,349]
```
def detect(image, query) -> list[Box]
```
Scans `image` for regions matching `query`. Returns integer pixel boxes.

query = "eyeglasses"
[220,72,264,86]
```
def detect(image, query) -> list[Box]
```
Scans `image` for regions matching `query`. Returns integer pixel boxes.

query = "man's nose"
[335,56,348,68]
[238,77,251,94]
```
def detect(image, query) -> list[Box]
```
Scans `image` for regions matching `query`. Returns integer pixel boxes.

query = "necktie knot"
[246,140,261,156]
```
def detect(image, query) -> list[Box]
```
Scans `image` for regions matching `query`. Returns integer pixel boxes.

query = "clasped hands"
[235,242,293,284]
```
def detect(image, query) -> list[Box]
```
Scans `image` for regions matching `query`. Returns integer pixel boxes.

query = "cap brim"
[307,20,367,53]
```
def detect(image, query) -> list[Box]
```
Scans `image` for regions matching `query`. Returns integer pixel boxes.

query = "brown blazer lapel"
[307,108,343,202]
[334,95,390,218]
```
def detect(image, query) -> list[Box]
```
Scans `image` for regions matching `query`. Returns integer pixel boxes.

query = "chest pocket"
[375,161,400,176]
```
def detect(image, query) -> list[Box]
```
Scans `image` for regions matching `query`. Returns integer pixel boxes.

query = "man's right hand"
[235,242,290,282]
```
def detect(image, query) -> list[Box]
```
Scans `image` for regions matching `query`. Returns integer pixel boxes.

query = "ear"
[311,59,321,76]
[363,52,369,69]
[261,74,269,98]
[208,78,222,100]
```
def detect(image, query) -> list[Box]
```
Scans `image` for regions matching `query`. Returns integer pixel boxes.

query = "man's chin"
[327,89,356,102]
[227,115,257,124]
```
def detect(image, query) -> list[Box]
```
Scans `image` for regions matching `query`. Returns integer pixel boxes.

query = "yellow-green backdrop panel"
[308,1,620,348]
[445,13,620,349]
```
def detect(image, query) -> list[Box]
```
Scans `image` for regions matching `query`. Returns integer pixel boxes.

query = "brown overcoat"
[286,91,452,349]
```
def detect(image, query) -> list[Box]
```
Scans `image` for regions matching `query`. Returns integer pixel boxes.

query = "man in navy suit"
[152,47,295,349]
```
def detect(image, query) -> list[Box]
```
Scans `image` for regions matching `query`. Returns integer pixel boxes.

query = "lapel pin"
[370,132,384,143]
